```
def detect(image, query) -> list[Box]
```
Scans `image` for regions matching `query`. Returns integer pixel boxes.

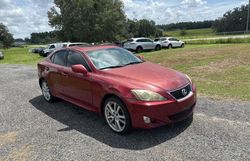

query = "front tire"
[168,44,173,49]
[41,80,54,102]
[104,97,131,134]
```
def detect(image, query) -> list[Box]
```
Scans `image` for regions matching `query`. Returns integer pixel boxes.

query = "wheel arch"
[136,45,143,50]
[39,77,45,88]
[100,93,126,116]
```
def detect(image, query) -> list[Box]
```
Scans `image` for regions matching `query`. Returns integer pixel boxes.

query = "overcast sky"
[0,0,248,38]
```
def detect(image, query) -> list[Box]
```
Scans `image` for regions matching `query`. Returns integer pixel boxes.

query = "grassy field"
[0,45,43,65]
[0,44,250,101]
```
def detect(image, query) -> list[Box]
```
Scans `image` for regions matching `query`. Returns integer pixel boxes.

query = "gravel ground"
[0,64,249,161]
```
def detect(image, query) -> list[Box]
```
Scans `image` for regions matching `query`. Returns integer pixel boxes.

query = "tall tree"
[0,23,14,48]
[212,5,249,32]
[48,0,126,42]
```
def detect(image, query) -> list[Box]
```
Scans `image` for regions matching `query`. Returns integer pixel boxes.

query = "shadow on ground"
[29,96,192,150]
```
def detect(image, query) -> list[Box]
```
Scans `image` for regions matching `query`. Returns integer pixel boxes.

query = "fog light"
[143,116,151,124]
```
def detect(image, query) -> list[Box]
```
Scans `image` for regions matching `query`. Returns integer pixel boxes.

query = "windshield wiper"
[99,65,125,70]
[124,61,143,66]
[99,62,143,70]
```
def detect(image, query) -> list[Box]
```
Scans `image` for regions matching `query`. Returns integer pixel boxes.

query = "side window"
[145,39,153,42]
[49,45,55,49]
[52,50,67,66]
[66,50,90,71]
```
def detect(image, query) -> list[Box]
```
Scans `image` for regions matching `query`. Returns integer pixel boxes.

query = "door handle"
[61,72,68,77]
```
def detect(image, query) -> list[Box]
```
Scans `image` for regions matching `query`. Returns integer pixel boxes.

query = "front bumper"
[124,85,196,129]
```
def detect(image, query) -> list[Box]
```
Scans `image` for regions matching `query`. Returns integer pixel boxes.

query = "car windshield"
[86,48,143,70]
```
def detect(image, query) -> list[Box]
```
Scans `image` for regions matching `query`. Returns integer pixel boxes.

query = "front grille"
[170,84,192,100]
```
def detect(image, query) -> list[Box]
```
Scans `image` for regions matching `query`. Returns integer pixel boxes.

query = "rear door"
[47,50,67,95]
[144,39,155,49]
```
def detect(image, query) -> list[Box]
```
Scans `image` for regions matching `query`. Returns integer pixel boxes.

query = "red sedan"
[38,45,196,134]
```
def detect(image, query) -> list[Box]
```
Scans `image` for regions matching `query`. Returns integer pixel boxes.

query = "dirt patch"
[0,131,18,148]
[4,145,32,161]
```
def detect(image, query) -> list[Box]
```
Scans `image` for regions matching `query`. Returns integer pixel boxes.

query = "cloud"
[181,0,207,7]
[0,0,54,38]
[122,0,185,24]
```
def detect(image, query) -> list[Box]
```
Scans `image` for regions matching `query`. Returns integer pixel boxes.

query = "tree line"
[212,4,250,32]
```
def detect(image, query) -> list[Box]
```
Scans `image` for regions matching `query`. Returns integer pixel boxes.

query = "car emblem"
[181,89,188,96]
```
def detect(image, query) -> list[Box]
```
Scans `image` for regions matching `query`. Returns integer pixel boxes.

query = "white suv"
[124,37,161,53]
[154,37,185,48]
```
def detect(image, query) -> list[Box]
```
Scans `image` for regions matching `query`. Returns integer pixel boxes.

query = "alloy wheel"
[104,101,126,132]
[41,81,51,101]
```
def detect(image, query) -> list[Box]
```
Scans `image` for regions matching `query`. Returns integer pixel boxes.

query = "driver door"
[61,50,93,109]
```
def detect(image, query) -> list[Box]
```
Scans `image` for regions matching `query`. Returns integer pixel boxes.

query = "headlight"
[131,90,166,101]
[185,74,192,84]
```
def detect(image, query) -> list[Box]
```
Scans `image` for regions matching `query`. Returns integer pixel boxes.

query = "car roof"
[68,45,119,52]
[130,37,149,40]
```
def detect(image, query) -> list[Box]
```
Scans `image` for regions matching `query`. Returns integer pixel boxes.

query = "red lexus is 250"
[37,45,196,134]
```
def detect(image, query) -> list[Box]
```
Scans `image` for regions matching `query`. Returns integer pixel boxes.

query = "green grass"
[1,44,250,101]
[141,43,250,101]
[0,46,43,65]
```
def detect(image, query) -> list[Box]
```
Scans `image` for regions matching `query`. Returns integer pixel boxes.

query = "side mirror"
[72,64,88,75]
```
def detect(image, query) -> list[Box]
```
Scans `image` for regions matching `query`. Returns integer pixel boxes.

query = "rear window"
[127,39,134,42]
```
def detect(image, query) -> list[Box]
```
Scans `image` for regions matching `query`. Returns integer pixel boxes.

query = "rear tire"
[41,80,54,103]
[103,97,131,134]
[135,46,143,53]
[155,45,161,51]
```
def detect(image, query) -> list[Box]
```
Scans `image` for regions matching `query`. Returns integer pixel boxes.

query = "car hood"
[102,62,189,91]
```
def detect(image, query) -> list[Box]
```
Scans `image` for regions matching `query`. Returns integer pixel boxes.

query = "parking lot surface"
[0,64,249,161]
